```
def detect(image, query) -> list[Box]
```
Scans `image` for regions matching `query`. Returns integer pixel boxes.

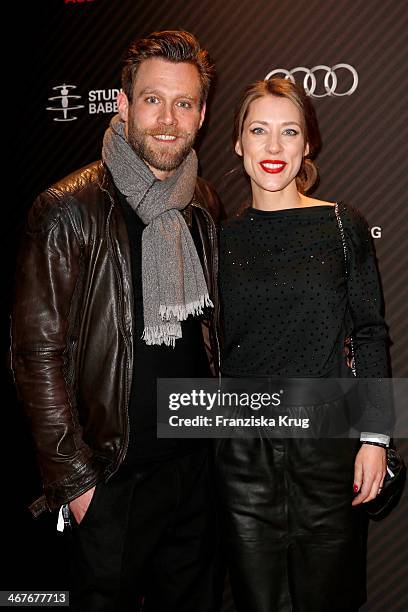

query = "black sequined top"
[220,203,389,382]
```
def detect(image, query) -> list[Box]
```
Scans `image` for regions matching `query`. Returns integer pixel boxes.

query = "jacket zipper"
[98,185,131,480]
[190,200,221,381]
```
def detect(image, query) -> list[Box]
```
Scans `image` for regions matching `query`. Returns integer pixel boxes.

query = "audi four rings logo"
[265,64,358,97]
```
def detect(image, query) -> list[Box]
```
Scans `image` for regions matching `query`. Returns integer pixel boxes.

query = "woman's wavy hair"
[232,77,322,193]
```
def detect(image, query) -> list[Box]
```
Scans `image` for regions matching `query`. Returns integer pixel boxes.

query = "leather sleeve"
[11,191,100,512]
[195,176,222,226]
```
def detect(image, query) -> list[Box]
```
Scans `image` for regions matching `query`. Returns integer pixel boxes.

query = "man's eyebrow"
[137,88,196,100]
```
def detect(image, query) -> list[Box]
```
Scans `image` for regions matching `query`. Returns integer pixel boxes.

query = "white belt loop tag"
[57,504,71,532]
[57,506,65,532]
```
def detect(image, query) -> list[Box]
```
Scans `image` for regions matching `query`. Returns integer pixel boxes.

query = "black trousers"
[68,449,218,612]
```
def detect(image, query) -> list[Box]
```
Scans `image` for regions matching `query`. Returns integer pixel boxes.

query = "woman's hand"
[352,444,386,506]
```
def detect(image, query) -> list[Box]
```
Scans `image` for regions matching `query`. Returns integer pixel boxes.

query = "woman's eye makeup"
[250,127,265,134]
[248,126,300,136]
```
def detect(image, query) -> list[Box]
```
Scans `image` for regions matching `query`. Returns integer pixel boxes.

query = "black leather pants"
[215,434,366,612]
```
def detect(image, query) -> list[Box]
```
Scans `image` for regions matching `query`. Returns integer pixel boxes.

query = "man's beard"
[127,122,197,172]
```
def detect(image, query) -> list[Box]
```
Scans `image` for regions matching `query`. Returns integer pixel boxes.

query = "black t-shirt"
[118,192,211,465]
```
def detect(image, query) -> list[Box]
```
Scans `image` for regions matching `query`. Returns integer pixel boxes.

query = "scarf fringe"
[142,323,183,348]
[159,294,214,321]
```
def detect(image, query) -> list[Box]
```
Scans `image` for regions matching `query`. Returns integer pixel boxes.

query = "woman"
[216,78,391,611]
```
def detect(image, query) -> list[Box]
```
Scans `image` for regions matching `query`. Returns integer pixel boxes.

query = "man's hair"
[233,78,322,194]
[122,30,215,108]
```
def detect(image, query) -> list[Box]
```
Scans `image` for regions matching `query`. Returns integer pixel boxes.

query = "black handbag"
[364,446,406,520]
[335,204,407,520]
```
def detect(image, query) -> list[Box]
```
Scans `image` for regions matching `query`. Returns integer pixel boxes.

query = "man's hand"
[352,445,386,506]
[68,486,96,524]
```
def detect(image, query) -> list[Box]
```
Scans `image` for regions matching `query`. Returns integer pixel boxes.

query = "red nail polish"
[353,484,359,493]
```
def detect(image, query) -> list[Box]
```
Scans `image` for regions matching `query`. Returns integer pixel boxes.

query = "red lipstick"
[259,160,287,174]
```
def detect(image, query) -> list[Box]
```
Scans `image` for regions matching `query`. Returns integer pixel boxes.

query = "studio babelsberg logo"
[265,64,358,97]
[47,84,85,121]
[88,89,120,114]
[46,85,120,122]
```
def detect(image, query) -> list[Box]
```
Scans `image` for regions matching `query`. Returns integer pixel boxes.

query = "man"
[11,30,220,611]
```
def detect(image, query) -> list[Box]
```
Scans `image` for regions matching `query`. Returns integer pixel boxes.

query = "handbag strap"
[334,203,357,377]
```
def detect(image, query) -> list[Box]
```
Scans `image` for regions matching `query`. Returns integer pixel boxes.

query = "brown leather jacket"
[11,161,220,516]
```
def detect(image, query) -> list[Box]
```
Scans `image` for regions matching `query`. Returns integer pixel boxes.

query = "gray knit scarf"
[102,114,213,346]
